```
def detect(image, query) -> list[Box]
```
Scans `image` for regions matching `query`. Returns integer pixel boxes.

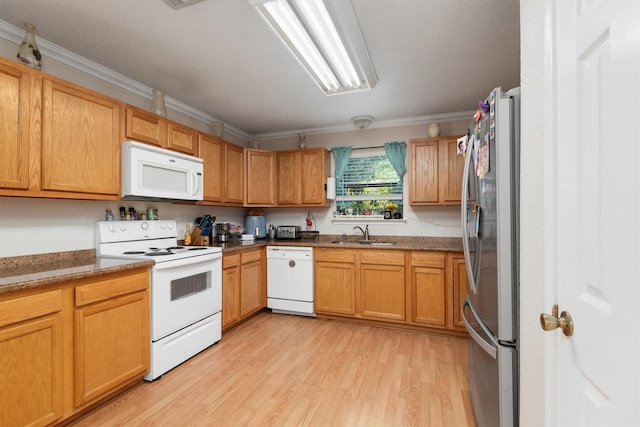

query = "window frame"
[332,147,405,222]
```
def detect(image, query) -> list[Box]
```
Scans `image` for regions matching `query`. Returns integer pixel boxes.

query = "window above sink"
[332,147,404,222]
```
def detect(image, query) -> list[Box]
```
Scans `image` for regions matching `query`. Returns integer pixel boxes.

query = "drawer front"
[0,289,63,327]
[75,269,149,307]
[223,253,240,269]
[315,248,356,263]
[241,249,262,264]
[360,250,405,266]
[411,251,446,268]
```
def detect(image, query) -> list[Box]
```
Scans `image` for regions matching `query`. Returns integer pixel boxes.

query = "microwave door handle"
[191,171,198,196]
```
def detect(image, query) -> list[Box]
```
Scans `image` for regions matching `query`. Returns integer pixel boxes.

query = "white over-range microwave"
[121,141,204,201]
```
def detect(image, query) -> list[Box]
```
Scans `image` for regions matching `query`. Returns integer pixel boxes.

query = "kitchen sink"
[329,240,396,246]
[357,240,395,246]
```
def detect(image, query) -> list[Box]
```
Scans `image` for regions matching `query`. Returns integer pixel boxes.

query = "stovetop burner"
[96,220,221,262]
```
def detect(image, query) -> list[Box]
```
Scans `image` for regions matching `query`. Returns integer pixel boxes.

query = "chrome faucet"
[353,225,370,240]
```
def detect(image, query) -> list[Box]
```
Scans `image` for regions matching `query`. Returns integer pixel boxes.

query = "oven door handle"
[152,253,221,270]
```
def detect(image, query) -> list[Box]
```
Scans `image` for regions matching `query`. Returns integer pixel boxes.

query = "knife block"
[189,225,209,246]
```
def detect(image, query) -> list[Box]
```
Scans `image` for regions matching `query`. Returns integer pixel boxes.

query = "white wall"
[0,197,247,257]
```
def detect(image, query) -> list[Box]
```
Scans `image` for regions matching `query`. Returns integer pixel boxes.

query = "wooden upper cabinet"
[0,60,33,190]
[125,106,197,156]
[244,149,276,206]
[41,78,122,196]
[224,142,244,205]
[125,106,166,147]
[439,137,465,204]
[198,135,244,206]
[167,121,198,156]
[199,133,224,203]
[409,138,439,203]
[276,151,300,205]
[409,136,464,205]
[300,148,330,205]
[276,147,329,206]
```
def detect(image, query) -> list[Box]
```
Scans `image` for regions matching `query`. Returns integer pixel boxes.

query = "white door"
[550,0,640,424]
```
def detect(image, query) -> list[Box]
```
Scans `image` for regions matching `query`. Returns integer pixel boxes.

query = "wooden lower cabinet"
[449,252,469,331]
[240,249,265,317]
[315,248,468,335]
[315,249,405,323]
[360,250,406,321]
[409,252,447,328]
[0,268,150,426]
[314,249,357,316]
[222,254,241,329]
[74,272,150,407]
[0,290,64,427]
[222,248,266,331]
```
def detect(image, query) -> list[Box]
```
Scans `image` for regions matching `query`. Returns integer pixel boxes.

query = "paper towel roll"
[326,177,336,200]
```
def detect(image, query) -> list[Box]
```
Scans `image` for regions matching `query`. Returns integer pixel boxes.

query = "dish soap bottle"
[184,222,192,245]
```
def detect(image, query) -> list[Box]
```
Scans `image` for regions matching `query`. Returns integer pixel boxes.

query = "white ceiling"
[0,0,520,137]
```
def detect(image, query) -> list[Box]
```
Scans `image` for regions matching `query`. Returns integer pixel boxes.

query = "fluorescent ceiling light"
[250,0,377,95]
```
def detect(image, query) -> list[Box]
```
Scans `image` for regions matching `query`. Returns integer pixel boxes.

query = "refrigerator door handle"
[462,298,498,359]
[461,144,478,294]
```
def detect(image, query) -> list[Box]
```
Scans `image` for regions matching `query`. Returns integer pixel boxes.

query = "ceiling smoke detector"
[351,115,374,130]
[162,0,205,9]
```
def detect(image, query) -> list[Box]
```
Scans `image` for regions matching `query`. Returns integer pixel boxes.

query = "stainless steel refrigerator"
[461,86,520,426]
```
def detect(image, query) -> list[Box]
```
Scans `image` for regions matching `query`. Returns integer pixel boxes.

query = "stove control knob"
[108,224,117,233]
[119,223,127,231]
[141,222,149,230]
[159,223,166,229]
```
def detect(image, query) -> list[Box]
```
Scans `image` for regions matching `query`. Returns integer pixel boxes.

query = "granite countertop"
[0,249,154,295]
[0,236,462,295]
[213,235,463,254]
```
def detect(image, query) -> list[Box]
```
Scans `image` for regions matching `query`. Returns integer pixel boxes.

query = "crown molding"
[0,20,248,141]
[257,110,476,140]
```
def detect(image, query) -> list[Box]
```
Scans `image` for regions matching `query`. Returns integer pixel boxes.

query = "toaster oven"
[276,225,301,239]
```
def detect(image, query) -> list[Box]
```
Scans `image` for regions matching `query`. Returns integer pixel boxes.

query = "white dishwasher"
[266,246,314,316]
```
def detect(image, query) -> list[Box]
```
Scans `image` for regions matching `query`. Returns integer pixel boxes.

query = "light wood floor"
[71,312,476,427]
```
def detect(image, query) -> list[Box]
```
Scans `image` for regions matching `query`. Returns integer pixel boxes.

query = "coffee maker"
[215,222,230,242]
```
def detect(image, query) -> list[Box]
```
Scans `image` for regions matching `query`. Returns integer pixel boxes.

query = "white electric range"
[95,220,222,381]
